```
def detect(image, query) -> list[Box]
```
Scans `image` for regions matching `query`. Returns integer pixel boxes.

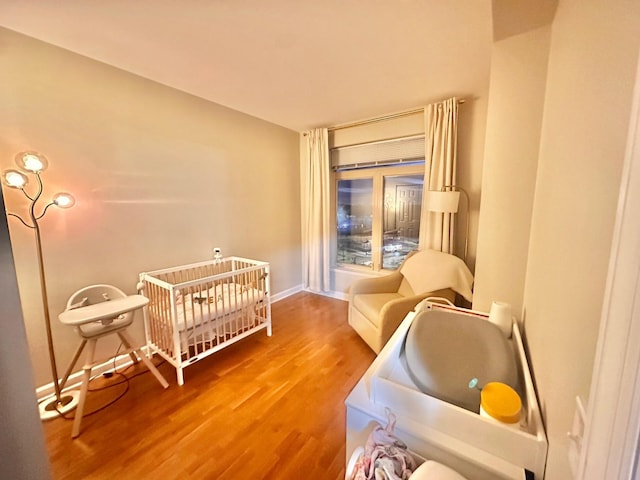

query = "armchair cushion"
[349,271,403,296]
[353,293,404,327]
[400,249,474,302]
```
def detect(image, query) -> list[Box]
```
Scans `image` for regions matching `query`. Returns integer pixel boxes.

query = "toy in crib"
[179,283,255,306]
[193,293,222,305]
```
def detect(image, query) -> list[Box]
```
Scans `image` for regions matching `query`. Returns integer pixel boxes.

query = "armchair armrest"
[378,294,426,343]
[349,272,403,299]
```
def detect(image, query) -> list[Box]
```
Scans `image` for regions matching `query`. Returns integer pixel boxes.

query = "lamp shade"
[426,190,460,213]
[15,151,48,173]
[53,192,75,209]
[3,169,29,188]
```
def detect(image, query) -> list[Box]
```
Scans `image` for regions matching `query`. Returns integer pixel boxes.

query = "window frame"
[332,162,425,272]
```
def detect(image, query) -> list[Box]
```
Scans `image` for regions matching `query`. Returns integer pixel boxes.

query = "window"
[337,177,373,267]
[333,136,425,271]
[382,173,423,269]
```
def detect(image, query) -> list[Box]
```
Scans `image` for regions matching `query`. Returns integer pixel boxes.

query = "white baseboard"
[304,288,349,302]
[36,346,152,401]
[270,284,304,303]
[273,283,348,302]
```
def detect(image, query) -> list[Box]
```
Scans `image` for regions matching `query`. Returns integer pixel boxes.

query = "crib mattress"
[173,283,264,332]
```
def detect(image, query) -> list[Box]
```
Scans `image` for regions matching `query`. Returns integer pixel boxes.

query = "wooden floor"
[43,292,375,480]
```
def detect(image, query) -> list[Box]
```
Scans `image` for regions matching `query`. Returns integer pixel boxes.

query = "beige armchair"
[348,249,474,353]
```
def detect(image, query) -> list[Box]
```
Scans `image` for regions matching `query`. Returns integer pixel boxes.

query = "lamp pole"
[32,173,73,412]
[442,185,470,264]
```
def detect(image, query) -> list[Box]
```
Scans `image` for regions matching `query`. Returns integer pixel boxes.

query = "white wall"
[473,26,551,316]
[0,27,302,388]
[0,190,50,479]
[522,1,640,478]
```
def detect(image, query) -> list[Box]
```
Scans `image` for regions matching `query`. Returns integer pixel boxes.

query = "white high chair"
[58,284,169,438]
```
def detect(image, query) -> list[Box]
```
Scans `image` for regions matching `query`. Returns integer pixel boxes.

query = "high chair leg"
[59,339,87,391]
[72,338,97,438]
[118,331,169,389]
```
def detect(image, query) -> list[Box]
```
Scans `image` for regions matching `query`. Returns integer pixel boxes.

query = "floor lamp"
[2,151,80,420]
[425,185,470,263]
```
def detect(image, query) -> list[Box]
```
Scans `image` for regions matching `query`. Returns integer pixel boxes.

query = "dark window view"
[337,175,423,269]
[382,175,423,269]
[337,178,373,266]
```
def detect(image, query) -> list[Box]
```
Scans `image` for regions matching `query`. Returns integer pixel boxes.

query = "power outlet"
[568,396,587,477]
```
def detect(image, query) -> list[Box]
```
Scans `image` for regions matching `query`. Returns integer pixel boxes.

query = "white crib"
[139,257,271,385]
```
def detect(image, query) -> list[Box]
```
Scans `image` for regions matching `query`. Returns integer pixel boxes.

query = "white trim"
[270,284,304,303]
[304,287,349,302]
[578,48,640,479]
[36,346,153,401]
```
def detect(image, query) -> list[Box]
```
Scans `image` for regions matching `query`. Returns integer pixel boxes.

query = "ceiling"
[0,1,500,132]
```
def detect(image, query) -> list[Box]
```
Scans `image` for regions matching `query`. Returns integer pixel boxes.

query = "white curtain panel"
[420,97,459,253]
[301,128,331,292]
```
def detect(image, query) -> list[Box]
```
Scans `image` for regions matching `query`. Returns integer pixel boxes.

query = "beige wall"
[455,95,489,272]
[473,26,551,315]
[0,28,301,388]
[522,1,640,478]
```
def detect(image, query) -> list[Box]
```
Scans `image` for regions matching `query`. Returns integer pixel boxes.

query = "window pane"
[382,175,423,269]
[337,178,373,267]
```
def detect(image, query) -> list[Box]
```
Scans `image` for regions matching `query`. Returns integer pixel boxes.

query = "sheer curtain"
[301,128,331,292]
[419,97,459,253]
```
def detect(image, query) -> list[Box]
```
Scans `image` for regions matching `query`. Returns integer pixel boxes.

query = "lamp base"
[38,390,80,421]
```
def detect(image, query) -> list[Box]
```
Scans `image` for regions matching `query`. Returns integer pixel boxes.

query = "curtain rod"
[304,98,465,136]
[328,107,425,132]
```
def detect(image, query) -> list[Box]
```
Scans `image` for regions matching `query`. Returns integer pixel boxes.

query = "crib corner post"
[177,367,184,386]
[138,275,152,351]
[265,264,272,337]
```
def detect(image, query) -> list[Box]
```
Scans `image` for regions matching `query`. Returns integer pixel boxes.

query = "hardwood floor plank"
[43,292,375,479]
